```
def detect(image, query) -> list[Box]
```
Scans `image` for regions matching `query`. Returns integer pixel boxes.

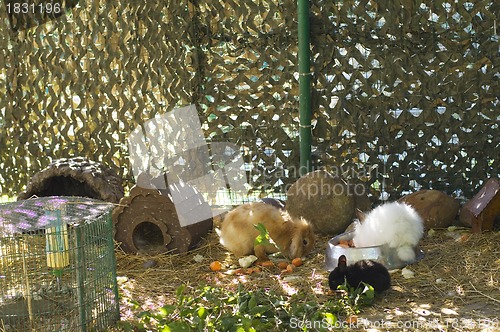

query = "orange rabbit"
[218,202,315,260]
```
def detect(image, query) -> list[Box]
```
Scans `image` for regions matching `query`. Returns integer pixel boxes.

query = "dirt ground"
[114,227,499,331]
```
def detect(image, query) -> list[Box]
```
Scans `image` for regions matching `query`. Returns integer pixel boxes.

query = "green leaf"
[248,294,257,310]
[250,305,269,316]
[159,305,177,316]
[137,310,152,318]
[254,223,278,248]
[220,317,238,330]
[254,222,267,234]
[197,306,207,319]
[323,312,337,326]
[127,299,141,310]
[360,283,375,299]
[254,223,273,247]
[239,299,249,313]
[176,284,186,298]
[176,284,186,305]
[167,321,192,332]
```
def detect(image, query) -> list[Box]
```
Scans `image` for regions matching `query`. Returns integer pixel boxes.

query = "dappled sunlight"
[310,268,329,296]
[110,229,500,331]
[278,278,299,296]
[360,230,500,331]
[116,276,138,322]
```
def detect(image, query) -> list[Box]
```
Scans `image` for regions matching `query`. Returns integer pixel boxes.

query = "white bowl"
[325,231,424,271]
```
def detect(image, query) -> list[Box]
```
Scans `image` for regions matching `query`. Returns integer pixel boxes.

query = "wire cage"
[0,196,119,331]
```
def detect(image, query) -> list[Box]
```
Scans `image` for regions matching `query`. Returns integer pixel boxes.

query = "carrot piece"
[291,257,303,267]
[258,261,275,268]
[277,261,289,270]
[209,261,222,271]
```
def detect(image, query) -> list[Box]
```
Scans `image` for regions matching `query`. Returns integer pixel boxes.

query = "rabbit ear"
[288,218,311,258]
[337,255,347,272]
[288,233,303,259]
[355,209,367,222]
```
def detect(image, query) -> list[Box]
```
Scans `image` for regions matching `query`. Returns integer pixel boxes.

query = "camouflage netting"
[0,0,498,200]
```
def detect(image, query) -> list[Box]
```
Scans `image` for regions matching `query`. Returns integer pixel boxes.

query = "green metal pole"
[75,226,87,332]
[107,213,121,325]
[297,0,312,176]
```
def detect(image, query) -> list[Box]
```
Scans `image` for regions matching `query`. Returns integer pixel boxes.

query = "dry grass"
[113,220,500,331]
[360,229,499,331]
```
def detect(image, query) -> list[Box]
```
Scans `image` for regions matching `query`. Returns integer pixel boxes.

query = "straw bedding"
[114,219,499,331]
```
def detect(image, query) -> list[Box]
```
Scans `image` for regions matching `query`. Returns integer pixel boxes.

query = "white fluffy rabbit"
[352,201,424,262]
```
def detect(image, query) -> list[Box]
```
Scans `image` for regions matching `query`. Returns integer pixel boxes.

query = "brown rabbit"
[218,202,316,260]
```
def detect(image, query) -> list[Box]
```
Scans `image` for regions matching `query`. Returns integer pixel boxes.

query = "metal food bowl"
[325,231,424,271]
